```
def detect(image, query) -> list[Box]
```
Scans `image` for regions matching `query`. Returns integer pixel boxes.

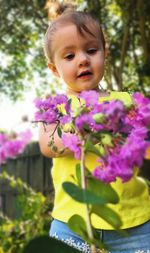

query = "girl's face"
[48,24,106,95]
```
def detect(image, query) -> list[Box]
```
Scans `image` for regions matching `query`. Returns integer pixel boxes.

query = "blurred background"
[0,1,150,253]
[0,0,150,133]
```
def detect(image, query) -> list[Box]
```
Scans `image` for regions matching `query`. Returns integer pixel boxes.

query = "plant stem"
[80,142,98,253]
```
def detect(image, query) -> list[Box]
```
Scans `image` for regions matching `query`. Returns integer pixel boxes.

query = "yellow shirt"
[51,92,150,229]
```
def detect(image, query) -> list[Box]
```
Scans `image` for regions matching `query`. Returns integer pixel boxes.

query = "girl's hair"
[44,4,106,63]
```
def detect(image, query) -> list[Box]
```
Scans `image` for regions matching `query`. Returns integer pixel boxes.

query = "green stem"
[80,142,98,253]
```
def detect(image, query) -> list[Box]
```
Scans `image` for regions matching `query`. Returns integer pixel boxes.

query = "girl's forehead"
[52,23,100,45]
[52,24,100,52]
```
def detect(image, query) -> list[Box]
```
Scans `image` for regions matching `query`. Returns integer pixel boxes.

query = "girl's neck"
[65,87,110,97]
[65,89,80,96]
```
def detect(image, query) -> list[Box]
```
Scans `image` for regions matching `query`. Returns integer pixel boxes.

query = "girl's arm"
[38,123,73,158]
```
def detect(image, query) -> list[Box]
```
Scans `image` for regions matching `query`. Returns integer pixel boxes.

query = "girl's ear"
[48,63,60,78]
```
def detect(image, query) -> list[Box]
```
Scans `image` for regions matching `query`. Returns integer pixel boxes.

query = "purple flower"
[0,130,32,165]
[42,109,57,124]
[93,154,134,183]
[93,160,117,183]
[0,148,7,164]
[33,91,150,184]
[89,100,125,133]
[34,97,57,123]
[120,127,148,168]
[108,154,134,182]
[54,94,71,113]
[4,140,24,159]
[18,129,32,145]
[125,93,150,128]
[60,115,72,124]
[34,98,44,109]
[0,133,8,146]
[103,101,125,132]
[79,90,99,107]
[34,111,44,122]
[133,92,150,126]
[34,97,54,111]
[62,133,81,160]
[75,113,95,131]
[93,126,148,183]
[34,94,71,124]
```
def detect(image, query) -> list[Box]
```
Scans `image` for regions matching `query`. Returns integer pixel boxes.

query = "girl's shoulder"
[67,91,133,107]
[99,91,133,107]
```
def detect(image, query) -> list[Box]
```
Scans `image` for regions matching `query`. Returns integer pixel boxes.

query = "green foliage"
[0,0,49,100]
[75,163,81,187]
[91,205,122,229]
[62,173,122,251]
[87,176,119,204]
[0,0,150,100]
[57,126,62,138]
[85,138,103,156]
[68,215,88,240]
[84,0,150,94]
[62,167,122,251]
[0,171,53,253]
[63,182,109,204]
[68,214,107,250]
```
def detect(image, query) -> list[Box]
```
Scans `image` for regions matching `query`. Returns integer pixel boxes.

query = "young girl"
[39,7,150,253]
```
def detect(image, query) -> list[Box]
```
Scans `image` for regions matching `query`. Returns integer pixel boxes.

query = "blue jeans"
[49,219,150,253]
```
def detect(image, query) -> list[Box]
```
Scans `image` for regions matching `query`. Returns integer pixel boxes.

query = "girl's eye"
[87,48,97,54]
[64,54,75,60]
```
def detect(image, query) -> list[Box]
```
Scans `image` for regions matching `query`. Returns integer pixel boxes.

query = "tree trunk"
[137,0,150,64]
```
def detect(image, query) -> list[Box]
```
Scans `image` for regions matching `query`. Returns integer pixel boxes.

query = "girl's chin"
[65,85,99,95]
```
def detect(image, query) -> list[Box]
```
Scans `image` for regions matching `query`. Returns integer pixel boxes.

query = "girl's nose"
[78,52,90,67]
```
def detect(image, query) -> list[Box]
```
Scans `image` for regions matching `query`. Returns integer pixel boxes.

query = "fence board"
[0,142,53,218]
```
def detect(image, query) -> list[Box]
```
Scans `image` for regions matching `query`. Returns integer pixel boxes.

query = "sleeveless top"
[51,92,150,229]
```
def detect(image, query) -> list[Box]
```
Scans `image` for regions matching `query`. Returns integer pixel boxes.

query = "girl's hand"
[38,122,73,158]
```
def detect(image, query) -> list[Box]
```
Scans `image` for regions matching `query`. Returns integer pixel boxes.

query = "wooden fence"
[0,142,53,218]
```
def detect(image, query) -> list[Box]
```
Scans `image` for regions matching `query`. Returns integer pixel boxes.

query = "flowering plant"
[34,91,150,252]
[0,129,32,165]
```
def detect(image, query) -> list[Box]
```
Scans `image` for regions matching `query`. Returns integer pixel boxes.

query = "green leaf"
[68,98,72,105]
[62,182,108,204]
[87,177,119,204]
[93,113,105,123]
[68,215,88,240]
[91,205,122,229]
[100,133,113,147]
[75,164,81,186]
[68,215,108,250]
[22,235,80,253]
[57,127,62,138]
[85,139,102,156]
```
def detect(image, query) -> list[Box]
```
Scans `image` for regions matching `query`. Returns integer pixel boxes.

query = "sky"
[0,92,38,140]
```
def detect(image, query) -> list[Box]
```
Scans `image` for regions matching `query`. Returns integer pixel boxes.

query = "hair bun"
[45,1,76,20]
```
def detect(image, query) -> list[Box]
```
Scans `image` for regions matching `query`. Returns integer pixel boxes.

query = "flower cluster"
[0,129,32,165]
[34,94,71,124]
[34,91,150,183]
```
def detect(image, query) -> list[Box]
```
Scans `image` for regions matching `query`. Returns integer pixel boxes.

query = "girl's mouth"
[77,71,92,79]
